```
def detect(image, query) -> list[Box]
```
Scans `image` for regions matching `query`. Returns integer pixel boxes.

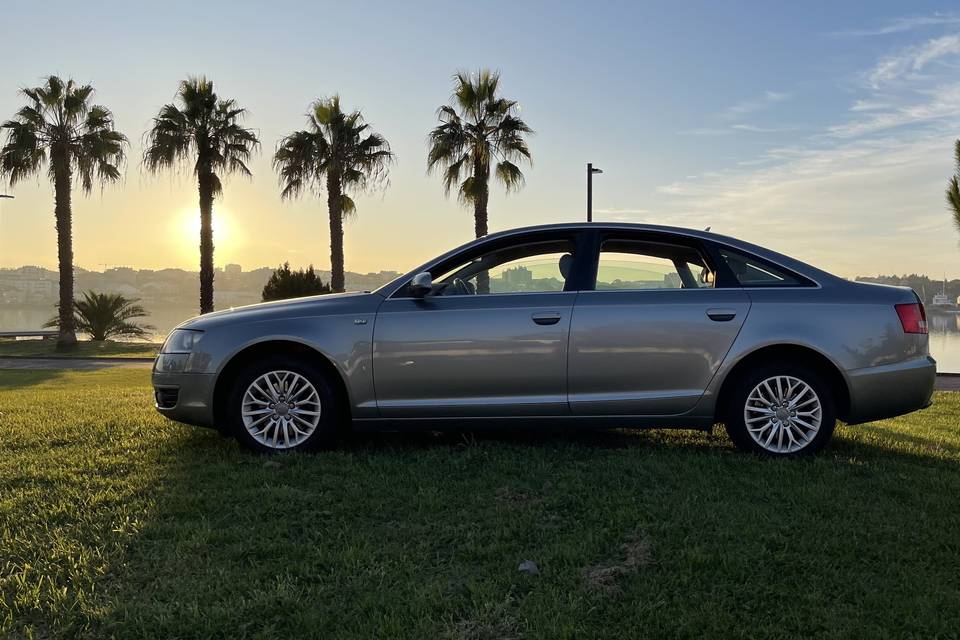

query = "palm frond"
[495,160,525,192]
[340,194,357,217]
[273,96,393,213]
[0,76,126,190]
[142,77,259,187]
[46,290,154,341]
[428,69,531,208]
[950,140,960,234]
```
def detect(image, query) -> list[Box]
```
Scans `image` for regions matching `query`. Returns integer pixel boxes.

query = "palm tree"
[0,76,127,351]
[45,290,155,341]
[274,96,393,293]
[427,69,533,244]
[143,77,259,314]
[948,140,960,236]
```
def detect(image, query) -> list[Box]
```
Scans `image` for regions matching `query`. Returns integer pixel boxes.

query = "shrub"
[262,263,331,301]
[45,290,155,341]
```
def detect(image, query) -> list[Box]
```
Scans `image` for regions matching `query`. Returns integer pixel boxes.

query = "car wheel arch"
[211,339,352,430]
[715,343,851,423]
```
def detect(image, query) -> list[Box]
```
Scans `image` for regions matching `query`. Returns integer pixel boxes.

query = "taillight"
[895,302,927,334]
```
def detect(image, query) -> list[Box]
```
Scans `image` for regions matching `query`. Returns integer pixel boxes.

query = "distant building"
[503,265,533,286]
[225,263,242,276]
[0,267,57,303]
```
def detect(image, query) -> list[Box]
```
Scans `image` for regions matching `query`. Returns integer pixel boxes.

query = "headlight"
[161,329,203,354]
[154,353,191,373]
[155,329,206,373]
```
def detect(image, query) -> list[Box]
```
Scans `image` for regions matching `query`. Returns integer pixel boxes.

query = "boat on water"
[929,278,959,313]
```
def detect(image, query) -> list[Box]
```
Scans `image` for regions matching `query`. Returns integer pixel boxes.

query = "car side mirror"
[409,272,433,297]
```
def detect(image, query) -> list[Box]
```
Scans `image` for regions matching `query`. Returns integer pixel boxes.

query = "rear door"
[568,232,750,415]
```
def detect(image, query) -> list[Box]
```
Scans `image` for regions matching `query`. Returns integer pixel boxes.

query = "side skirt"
[350,414,716,432]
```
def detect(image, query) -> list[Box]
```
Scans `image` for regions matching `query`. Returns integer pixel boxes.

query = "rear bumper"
[152,371,217,428]
[845,356,936,425]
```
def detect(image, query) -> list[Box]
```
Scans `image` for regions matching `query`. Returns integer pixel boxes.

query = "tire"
[724,362,836,457]
[225,355,341,453]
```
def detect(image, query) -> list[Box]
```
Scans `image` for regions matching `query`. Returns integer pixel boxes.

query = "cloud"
[723,91,790,118]
[849,99,892,112]
[830,83,960,137]
[731,124,795,133]
[676,127,733,136]
[594,208,651,221]
[655,183,686,195]
[868,34,960,87]
[829,13,960,37]
[650,130,960,277]
[677,123,795,136]
[634,21,960,278]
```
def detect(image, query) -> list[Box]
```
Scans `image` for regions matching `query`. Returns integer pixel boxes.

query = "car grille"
[155,387,179,409]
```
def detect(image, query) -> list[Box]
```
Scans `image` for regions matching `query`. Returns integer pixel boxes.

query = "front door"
[568,233,750,415]
[373,235,582,417]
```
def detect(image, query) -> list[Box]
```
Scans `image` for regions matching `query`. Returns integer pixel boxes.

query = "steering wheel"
[449,278,474,296]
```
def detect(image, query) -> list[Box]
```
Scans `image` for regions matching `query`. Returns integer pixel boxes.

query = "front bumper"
[845,356,936,425]
[152,370,217,428]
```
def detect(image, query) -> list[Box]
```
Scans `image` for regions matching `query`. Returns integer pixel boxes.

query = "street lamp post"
[586,163,602,222]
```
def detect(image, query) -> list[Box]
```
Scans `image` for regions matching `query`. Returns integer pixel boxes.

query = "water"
[0,305,198,342]
[927,313,960,373]
[3,304,960,372]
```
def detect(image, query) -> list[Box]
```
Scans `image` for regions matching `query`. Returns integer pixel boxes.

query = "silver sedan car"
[153,223,936,456]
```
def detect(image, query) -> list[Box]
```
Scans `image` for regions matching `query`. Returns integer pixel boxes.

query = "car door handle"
[706,308,737,322]
[531,312,562,325]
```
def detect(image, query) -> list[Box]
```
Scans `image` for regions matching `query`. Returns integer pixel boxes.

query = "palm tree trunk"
[53,150,77,351]
[198,171,215,314]
[473,163,490,294]
[327,172,345,293]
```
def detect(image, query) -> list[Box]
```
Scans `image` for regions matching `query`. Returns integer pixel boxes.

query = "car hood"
[176,291,379,330]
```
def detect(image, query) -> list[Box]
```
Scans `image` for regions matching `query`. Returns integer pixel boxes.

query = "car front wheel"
[725,363,836,456]
[226,357,340,453]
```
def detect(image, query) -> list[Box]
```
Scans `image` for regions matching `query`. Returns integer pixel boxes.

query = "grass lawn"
[1,368,958,639]
[0,339,159,359]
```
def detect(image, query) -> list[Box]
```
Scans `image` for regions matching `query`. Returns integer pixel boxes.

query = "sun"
[180,206,233,249]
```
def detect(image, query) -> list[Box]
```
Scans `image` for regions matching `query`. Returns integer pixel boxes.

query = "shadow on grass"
[94,419,960,638]
[0,369,65,389]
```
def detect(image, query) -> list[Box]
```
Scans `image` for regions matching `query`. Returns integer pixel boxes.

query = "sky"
[1,0,959,279]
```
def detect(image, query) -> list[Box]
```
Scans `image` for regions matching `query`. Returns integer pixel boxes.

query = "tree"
[427,69,533,291]
[948,140,960,236]
[0,76,127,350]
[143,77,259,314]
[45,290,154,341]
[261,262,332,301]
[274,96,393,293]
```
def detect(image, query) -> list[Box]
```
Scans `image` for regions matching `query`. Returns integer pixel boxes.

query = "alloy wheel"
[241,370,322,450]
[743,375,822,454]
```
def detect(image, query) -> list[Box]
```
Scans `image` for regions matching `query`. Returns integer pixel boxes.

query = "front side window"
[717,248,808,287]
[595,239,715,290]
[433,239,576,295]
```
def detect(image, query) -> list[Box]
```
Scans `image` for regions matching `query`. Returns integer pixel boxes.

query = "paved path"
[0,357,152,370]
[936,375,960,391]
[1,357,958,390]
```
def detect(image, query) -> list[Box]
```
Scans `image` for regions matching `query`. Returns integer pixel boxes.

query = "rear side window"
[595,239,715,290]
[717,248,810,287]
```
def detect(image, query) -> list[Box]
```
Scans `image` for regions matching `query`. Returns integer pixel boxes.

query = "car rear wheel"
[226,356,340,453]
[725,363,836,456]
